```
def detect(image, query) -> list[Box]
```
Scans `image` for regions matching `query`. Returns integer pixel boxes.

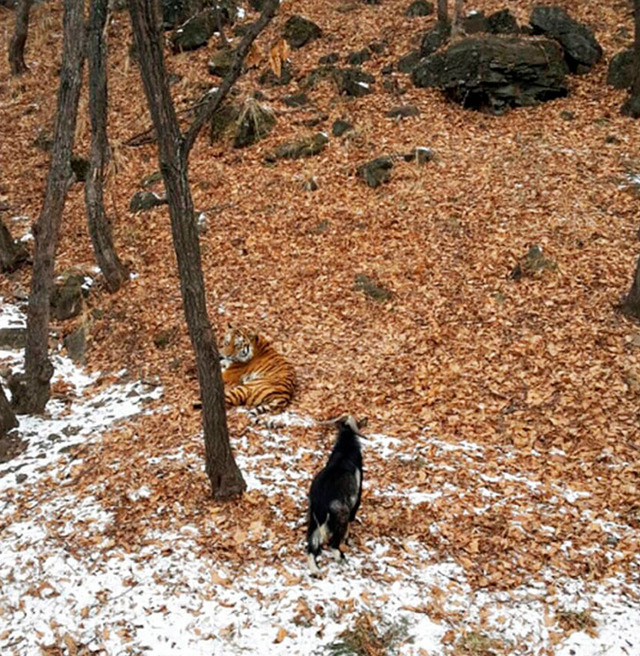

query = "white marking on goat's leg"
[330,548,344,563]
[308,553,320,576]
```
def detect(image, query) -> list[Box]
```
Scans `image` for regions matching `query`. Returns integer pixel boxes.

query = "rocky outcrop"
[412,35,569,114]
[529,5,602,74]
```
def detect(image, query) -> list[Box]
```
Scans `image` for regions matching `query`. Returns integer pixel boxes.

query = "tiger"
[218,325,296,414]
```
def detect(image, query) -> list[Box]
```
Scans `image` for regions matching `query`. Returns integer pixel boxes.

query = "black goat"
[306,415,364,575]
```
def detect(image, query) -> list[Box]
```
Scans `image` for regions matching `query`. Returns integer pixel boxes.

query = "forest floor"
[1,0,639,654]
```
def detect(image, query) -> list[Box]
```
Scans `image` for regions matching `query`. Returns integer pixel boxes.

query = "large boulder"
[607,49,634,89]
[283,15,322,49]
[412,35,569,114]
[161,0,208,30]
[529,5,602,74]
[171,9,216,52]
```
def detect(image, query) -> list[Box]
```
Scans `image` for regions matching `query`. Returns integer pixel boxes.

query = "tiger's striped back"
[219,327,296,413]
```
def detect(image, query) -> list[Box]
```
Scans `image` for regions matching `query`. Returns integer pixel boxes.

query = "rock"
[70,156,90,183]
[404,146,435,164]
[397,50,422,74]
[141,171,163,187]
[406,0,433,17]
[386,105,420,119]
[208,48,234,77]
[129,191,167,212]
[171,9,217,52]
[357,157,393,188]
[560,110,575,120]
[51,270,87,321]
[335,67,375,97]
[463,10,489,34]
[209,102,240,143]
[509,245,557,280]
[412,35,569,114]
[258,61,294,86]
[303,113,329,128]
[303,65,336,89]
[487,9,520,34]
[620,95,640,120]
[529,5,602,73]
[319,52,339,65]
[268,132,329,161]
[332,119,353,137]
[161,0,208,30]
[233,99,275,148]
[368,41,386,54]
[283,15,322,49]
[347,48,371,66]
[420,21,450,57]
[0,327,26,350]
[607,49,634,89]
[354,274,392,302]
[64,325,87,364]
[153,328,175,349]
[283,93,308,107]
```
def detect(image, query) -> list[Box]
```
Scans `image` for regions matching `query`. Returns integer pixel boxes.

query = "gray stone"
[129,191,167,212]
[283,93,308,107]
[347,48,371,66]
[607,49,634,90]
[171,9,217,52]
[397,50,422,74]
[283,15,322,49]
[529,5,602,73]
[487,9,520,34]
[64,326,87,364]
[335,67,375,97]
[357,157,393,188]
[0,327,26,350]
[354,274,392,302]
[386,105,420,119]
[233,100,276,148]
[208,48,234,77]
[332,119,353,137]
[412,35,569,114]
[51,270,87,321]
[406,0,433,17]
[268,133,329,161]
[420,22,450,57]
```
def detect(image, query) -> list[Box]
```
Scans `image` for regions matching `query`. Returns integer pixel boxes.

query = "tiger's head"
[219,325,256,368]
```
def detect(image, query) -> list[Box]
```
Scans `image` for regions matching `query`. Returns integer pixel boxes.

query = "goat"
[306,415,364,576]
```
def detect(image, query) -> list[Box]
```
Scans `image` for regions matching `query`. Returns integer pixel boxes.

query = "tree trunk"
[128,0,246,500]
[9,0,32,75]
[623,255,640,319]
[0,216,28,272]
[451,0,464,38]
[0,382,18,438]
[85,0,129,291]
[10,0,86,415]
[437,0,449,27]
[621,0,640,118]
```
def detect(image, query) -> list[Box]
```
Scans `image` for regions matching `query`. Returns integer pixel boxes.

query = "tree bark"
[0,382,18,438]
[128,0,246,500]
[9,0,32,76]
[437,0,449,27]
[11,0,86,415]
[623,255,640,319]
[451,0,464,38]
[0,216,28,272]
[621,0,640,118]
[85,0,129,291]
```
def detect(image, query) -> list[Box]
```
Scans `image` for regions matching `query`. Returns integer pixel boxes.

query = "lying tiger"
[219,325,296,414]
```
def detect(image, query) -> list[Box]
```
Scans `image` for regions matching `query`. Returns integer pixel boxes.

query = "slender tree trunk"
[85,0,129,291]
[0,217,28,272]
[437,0,449,27]
[451,0,464,38]
[623,255,640,319]
[0,382,18,438]
[621,0,640,118]
[10,0,86,415]
[128,0,245,500]
[9,0,32,75]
